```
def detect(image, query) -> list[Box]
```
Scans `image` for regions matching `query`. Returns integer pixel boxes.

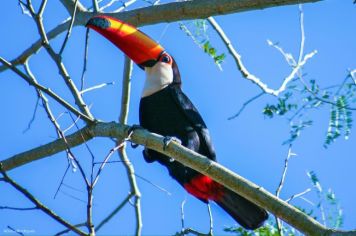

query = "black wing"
[169,86,216,161]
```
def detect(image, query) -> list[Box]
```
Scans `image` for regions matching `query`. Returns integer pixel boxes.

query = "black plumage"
[139,60,268,229]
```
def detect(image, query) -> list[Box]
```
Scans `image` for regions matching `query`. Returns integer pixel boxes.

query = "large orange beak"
[86,15,165,68]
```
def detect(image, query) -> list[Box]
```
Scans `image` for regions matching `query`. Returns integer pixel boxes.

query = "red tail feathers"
[184,174,268,229]
[184,175,224,202]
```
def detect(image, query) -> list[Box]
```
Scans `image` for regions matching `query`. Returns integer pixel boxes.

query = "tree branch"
[117,56,142,236]
[0,165,87,236]
[0,0,323,73]
[208,16,316,96]
[0,56,94,123]
[1,121,355,235]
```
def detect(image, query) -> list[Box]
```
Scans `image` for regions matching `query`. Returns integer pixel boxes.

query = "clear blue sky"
[1,0,355,235]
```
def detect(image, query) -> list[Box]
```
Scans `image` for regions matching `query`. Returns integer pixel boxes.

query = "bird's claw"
[127,125,142,149]
[163,136,181,151]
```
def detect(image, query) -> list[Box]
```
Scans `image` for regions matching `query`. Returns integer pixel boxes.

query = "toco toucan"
[86,15,268,230]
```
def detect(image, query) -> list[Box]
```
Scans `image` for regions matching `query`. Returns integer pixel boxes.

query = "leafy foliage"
[224,171,343,235]
[224,221,297,236]
[306,171,343,229]
[179,20,226,68]
[260,76,355,147]
[263,92,298,118]
[324,96,353,147]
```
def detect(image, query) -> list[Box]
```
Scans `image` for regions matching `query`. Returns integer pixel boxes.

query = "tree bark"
[1,121,355,236]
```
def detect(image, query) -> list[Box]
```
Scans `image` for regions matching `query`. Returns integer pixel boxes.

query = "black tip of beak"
[86,17,111,29]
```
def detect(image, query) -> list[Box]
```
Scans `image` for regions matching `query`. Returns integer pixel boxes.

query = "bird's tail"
[215,186,268,230]
[184,174,268,229]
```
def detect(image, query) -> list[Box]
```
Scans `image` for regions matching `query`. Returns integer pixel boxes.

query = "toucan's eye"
[161,55,171,63]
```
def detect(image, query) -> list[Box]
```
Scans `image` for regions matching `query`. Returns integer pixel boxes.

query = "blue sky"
[1,0,356,235]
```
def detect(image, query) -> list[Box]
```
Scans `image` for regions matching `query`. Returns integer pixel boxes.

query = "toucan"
[86,15,268,230]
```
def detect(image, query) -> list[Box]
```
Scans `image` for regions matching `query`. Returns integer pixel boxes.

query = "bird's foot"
[127,125,143,148]
[163,136,181,151]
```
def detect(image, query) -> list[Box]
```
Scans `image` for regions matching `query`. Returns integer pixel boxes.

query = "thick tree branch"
[0,0,322,73]
[1,121,355,236]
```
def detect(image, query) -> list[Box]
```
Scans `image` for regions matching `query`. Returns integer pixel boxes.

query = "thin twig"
[24,61,79,171]
[95,194,133,231]
[6,226,24,236]
[59,0,79,56]
[135,173,171,195]
[112,0,138,13]
[60,190,87,204]
[208,16,316,96]
[81,28,90,91]
[92,143,124,187]
[54,223,87,236]
[80,82,115,94]
[22,96,40,133]
[228,92,265,120]
[0,57,94,123]
[286,188,312,203]
[26,1,93,120]
[207,203,213,236]
[275,144,295,236]
[181,198,186,230]
[54,164,70,199]
[0,206,38,211]
[0,165,87,236]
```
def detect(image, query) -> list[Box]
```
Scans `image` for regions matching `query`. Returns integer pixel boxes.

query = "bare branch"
[275,145,296,236]
[6,226,24,236]
[208,16,317,96]
[116,56,142,236]
[228,92,265,120]
[0,206,38,211]
[0,56,94,123]
[0,165,87,236]
[135,173,171,195]
[1,121,356,235]
[95,194,132,231]
[26,3,94,120]
[59,0,79,56]
[80,82,115,94]
[112,0,137,13]
[92,0,100,13]
[81,28,90,91]
[286,188,312,203]
[54,223,87,236]
[1,0,323,73]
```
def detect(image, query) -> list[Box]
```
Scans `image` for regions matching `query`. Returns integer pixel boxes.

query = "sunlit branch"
[26,2,94,120]
[117,56,142,236]
[275,145,296,236]
[208,16,317,96]
[80,82,115,95]
[286,188,312,203]
[1,121,356,235]
[0,0,323,73]
[92,0,100,12]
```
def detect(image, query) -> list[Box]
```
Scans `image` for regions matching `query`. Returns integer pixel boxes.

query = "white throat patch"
[142,62,173,97]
